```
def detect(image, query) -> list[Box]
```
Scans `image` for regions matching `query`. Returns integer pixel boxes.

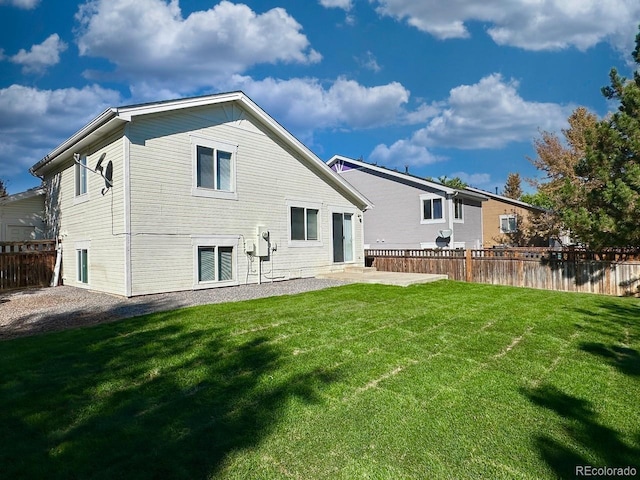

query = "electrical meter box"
[256,226,269,257]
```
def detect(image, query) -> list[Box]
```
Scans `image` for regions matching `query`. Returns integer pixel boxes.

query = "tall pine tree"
[503,173,523,200]
[566,28,640,247]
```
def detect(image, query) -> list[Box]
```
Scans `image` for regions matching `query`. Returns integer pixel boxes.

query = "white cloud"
[0,0,40,9]
[356,51,381,72]
[319,0,352,10]
[0,84,122,177]
[75,0,321,93]
[9,34,67,74]
[449,171,492,186]
[369,140,442,167]
[416,74,571,149]
[229,75,412,137]
[371,0,640,53]
[370,73,571,167]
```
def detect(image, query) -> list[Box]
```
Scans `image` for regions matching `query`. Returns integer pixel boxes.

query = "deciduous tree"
[527,107,597,245]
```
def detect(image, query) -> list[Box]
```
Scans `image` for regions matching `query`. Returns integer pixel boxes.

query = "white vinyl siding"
[47,129,126,295]
[0,194,45,242]
[125,105,363,295]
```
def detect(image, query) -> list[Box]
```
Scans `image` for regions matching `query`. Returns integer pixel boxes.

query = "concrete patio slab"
[317,269,448,287]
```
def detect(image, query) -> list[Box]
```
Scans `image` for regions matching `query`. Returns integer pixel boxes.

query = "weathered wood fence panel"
[0,240,56,290]
[365,248,640,296]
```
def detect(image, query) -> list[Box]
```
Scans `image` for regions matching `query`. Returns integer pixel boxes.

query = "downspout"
[449,191,457,248]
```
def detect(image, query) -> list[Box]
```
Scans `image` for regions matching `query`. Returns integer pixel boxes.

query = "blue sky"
[1,0,638,195]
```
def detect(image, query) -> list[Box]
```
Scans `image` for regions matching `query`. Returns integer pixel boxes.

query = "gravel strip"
[0,278,351,340]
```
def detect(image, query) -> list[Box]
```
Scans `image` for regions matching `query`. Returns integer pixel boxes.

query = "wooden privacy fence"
[0,240,57,290]
[365,248,640,296]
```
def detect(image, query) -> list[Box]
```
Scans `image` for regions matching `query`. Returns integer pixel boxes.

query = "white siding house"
[0,188,46,242]
[30,92,370,297]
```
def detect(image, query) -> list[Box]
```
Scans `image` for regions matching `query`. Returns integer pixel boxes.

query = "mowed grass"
[1,281,639,479]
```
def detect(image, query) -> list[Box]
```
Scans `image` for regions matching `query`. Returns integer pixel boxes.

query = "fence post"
[465,249,473,282]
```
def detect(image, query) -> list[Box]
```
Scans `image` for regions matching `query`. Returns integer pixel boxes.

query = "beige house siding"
[44,128,126,295]
[0,193,45,241]
[125,105,364,295]
[481,197,537,247]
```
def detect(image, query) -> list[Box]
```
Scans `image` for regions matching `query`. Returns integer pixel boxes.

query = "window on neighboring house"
[290,207,319,241]
[77,248,88,284]
[421,195,444,222]
[500,214,518,233]
[454,198,464,221]
[198,245,234,283]
[75,155,87,197]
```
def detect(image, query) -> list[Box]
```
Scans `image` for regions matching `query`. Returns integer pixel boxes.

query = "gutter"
[30,108,121,177]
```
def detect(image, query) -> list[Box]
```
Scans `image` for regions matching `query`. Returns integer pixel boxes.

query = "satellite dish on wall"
[95,152,106,173]
[102,161,113,195]
[438,229,453,238]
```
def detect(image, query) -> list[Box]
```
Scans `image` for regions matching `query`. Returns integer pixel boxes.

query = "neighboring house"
[30,92,370,297]
[328,156,487,250]
[464,187,547,247]
[0,187,45,242]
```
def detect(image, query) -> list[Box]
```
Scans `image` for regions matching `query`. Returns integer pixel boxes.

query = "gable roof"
[30,91,372,210]
[327,155,488,201]
[464,186,545,212]
[0,187,45,205]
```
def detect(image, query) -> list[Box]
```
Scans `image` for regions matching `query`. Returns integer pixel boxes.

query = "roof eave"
[30,108,122,177]
[29,93,372,211]
[0,187,45,205]
[328,154,456,195]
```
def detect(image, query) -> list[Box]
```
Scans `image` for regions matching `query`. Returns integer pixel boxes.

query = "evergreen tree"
[0,179,8,198]
[567,28,640,247]
[437,176,468,189]
[503,173,522,200]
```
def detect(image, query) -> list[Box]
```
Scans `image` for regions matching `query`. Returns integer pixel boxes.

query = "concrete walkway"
[317,267,447,287]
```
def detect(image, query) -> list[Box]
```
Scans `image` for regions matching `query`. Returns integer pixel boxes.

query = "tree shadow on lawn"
[571,300,640,377]
[0,309,340,479]
[521,384,640,480]
[522,299,640,478]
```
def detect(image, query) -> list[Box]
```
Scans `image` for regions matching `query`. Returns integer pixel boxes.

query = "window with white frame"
[500,214,518,233]
[290,206,319,241]
[198,246,234,282]
[75,155,88,197]
[77,248,88,284]
[454,198,464,221]
[420,193,445,224]
[191,137,237,199]
[192,236,238,287]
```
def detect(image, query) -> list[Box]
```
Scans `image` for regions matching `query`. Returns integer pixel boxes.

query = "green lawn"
[1,281,639,479]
